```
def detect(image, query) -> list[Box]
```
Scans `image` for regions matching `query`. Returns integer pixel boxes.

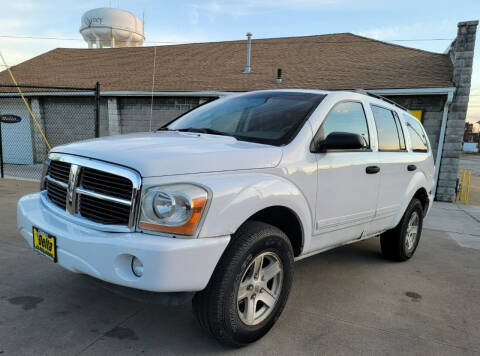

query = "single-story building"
[0,20,477,202]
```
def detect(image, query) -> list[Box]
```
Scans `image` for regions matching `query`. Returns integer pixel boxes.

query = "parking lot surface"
[1,179,480,355]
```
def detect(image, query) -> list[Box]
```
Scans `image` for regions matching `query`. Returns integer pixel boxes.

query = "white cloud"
[10,0,41,11]
[357,19,456,42]
[190,0,340,19]
[0,19,25,30]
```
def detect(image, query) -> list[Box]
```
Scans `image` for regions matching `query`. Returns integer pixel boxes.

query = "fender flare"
[197,173,313,253]
[392,171,429,227]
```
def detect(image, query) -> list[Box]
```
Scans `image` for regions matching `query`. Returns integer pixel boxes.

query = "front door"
[310,101,380,251]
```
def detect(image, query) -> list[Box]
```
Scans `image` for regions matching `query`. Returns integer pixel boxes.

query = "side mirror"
[316,132,365,152]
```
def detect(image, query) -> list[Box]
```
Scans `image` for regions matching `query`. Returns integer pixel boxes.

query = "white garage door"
[0,98,34,164]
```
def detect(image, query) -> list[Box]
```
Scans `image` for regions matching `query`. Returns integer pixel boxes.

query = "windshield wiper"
[176,127,233,137]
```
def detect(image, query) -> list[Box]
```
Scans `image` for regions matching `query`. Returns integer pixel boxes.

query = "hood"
[51,131,283,177]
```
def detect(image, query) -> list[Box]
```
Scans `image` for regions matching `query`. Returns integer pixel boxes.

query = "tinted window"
[405,115,428,152]
[167,92,325,146]
[371,105,401,151]
[318,101,370,148]
[393,112,406,150]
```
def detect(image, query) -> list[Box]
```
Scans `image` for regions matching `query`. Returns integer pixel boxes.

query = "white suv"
[17,90,434,346]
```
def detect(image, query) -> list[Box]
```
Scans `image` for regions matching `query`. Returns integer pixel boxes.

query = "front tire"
[380,198,424,261]
[193,221,294,347]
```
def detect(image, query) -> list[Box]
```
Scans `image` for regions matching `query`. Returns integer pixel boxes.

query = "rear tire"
[380,198,424,262]
[193,220,294,347]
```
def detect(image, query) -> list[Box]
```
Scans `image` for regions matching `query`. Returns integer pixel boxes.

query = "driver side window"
[318,101,370,148]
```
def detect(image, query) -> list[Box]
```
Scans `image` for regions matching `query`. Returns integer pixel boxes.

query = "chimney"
[243,32,253,73]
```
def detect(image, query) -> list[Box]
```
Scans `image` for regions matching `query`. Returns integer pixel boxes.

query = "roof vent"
[276,68,282,84]
[243,32,253,73]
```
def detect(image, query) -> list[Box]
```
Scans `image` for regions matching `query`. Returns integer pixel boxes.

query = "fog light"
[131,256,144,277]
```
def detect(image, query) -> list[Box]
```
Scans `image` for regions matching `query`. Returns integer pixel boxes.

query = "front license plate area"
[32,227,57,262]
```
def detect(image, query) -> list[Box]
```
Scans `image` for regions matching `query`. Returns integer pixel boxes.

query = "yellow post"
[458,168,466,202]
[465,170,471,205]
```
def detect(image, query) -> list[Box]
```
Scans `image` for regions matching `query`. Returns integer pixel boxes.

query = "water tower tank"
[80,8,145,48]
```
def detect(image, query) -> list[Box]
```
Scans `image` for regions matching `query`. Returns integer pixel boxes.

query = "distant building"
[0,20,478,202]
[464,122,480,143]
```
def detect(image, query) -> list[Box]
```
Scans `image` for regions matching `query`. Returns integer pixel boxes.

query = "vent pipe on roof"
[243,32,252,73]
[276,68,282,84]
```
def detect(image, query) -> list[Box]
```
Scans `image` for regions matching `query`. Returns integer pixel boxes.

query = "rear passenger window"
[405,116,428,152]
[393,112,406,150]
[319,101,370,148]
[371,105,402,151]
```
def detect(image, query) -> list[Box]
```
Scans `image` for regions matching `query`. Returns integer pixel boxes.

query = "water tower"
[80,8,145,48]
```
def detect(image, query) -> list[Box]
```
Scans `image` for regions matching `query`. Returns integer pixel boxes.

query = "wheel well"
[413,188,429,215]
[245,206,303,257]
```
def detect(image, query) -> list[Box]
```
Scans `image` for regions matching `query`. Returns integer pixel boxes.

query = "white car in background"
[17,90,434,346]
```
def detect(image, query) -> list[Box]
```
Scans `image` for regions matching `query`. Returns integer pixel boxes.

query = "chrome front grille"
[80,167,133,200]
[46,179,67,210]
[48,160,71,183]
[79,194,131,225]
[44,153,141,229]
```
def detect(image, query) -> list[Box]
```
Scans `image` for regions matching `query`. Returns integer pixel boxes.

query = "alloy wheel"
[236,252,283,326]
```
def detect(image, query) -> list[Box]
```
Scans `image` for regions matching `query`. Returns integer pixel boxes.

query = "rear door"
[367,104,411,234]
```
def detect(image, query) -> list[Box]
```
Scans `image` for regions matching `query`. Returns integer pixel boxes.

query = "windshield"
[165,91,326,146]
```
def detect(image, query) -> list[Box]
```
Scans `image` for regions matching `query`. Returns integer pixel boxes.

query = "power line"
[0,34,455,45]
[0,34,176,44]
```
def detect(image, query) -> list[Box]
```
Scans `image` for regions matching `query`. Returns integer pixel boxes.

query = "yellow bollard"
[458,168,466,202]
[465,170,471,205]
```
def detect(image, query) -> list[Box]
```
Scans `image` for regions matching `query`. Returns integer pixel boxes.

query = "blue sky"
[0,0,479,125]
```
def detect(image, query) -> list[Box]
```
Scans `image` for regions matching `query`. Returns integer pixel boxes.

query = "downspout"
[432,89,455,197]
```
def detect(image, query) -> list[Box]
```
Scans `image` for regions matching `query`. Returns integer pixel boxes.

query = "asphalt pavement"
[1,178,480,355]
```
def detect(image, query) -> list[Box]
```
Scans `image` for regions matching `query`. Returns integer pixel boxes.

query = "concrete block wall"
[436,20,478,202]
[107,98,120,135]
[385,95,446,160]
[29,97,48,163]
[118,96,205,134]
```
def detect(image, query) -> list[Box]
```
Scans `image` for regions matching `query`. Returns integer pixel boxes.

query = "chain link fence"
[0,83,100,181]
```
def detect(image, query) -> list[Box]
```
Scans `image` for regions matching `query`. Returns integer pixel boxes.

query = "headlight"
[40,159,51,190]
[138,184,208,236]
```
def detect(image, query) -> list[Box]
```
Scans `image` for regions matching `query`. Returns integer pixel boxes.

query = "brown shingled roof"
[0,33,453,92]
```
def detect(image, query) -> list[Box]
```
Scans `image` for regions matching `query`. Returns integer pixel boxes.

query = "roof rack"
[353,89,409,111]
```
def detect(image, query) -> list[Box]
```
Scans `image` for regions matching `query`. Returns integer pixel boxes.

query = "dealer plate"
[32,227,57,262]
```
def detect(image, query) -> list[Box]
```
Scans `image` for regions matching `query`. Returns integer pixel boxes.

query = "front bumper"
[17,192,230,292]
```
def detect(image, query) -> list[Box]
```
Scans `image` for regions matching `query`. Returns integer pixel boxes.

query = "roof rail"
[353,89,409,111]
